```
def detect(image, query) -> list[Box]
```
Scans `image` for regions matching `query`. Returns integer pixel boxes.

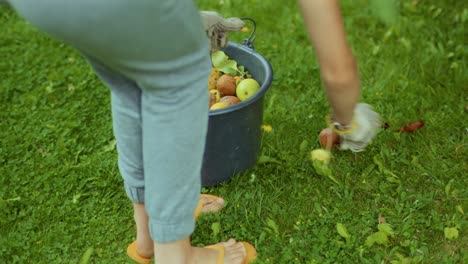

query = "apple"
[208,68,221,90]
[209,90,221,108]
[236,78,260,101]
[319,128,341,149]
[310,149,331,164]
[209,93,216,108]
[220,95,241,106]
[210,89,221,101]
[210,102,229,111]
[216,74,236,96]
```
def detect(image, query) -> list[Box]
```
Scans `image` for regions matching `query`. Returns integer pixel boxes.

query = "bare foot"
[133,195,225,258]
[199,195,225,214]
[193,239,249,264]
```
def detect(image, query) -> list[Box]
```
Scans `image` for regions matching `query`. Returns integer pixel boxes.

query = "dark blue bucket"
[201,40,273,187]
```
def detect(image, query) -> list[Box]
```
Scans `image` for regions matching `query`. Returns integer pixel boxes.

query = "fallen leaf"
[257,155,281,164]
[299,140,309,152]
[378,223,395,236]
[396,120,424,132]
[336,223,351,239]
[79,247,94,264]
[103,139,116,152]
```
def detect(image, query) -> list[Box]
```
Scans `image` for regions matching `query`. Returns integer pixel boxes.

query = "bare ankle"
[136,240,153,258]
[154,237,193,264]
[190,246,218,264]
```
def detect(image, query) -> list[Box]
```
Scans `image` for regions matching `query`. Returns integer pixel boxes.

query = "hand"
[200,11,245,52]
[328,103,381,152]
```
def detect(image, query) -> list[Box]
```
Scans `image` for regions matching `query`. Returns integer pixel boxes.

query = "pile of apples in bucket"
[208,51,261,110]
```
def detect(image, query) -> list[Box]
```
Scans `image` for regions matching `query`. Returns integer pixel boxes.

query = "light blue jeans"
[9,0,211,242]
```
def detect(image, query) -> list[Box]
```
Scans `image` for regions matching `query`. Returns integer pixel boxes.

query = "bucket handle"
[240,17,256,50]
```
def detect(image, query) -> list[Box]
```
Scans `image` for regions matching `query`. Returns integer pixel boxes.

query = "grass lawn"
[1,0,466,263]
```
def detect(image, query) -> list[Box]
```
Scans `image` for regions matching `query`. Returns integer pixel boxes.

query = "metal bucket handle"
[240,17,256,50]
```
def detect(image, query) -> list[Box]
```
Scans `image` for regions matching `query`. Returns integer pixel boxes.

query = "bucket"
[201,21,273,187]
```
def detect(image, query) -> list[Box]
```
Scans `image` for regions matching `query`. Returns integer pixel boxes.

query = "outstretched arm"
[298,0,360,125]
[298,0,381,152]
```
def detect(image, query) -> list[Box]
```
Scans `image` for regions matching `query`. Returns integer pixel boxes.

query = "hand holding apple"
[319,128,341,149]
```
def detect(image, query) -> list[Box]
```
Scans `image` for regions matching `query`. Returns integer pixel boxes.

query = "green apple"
[236,78,260,101]
[310,149,331,164]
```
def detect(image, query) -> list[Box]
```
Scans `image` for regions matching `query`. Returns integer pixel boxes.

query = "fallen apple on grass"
[310,149,332,164]
[309,148,340,184]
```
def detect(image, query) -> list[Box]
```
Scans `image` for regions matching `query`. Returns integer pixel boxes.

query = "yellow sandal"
[205,242,257,264]
[126,241,151,264]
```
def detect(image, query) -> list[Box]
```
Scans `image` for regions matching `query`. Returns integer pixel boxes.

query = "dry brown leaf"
[396,120,425,132]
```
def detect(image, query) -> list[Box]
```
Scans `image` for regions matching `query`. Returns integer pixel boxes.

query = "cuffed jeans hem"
[124,184,145,204]
[149,216,196,243]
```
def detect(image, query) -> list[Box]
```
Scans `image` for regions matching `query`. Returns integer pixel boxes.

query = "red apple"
[216,74,236,96]
[220,95,241,106]
[319,128,341,149]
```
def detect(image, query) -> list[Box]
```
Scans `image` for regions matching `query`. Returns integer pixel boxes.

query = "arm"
[298,0,359,125]
[298,0,381,152]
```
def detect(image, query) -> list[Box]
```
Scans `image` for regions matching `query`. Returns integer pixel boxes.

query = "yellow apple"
[210,102,229,111]
[310,149,331,164]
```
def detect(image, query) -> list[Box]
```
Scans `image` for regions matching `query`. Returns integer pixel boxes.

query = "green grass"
[1,0,466,263]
